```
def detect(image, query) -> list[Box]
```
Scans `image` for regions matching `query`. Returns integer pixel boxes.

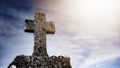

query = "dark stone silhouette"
[8,13,72,68]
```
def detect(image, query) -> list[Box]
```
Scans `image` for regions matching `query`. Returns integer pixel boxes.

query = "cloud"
[33,0,120,68]
[0,0,35,67]
[0,0,120,68]
[85,58,120,68]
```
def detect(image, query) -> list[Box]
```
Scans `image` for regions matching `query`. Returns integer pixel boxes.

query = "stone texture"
[8,55,71,68]
[8,13,72,68]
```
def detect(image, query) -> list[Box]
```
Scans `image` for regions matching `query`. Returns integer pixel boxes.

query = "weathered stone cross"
[24,13,55,56]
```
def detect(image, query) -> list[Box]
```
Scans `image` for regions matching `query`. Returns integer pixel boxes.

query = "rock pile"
[8,55,71,68]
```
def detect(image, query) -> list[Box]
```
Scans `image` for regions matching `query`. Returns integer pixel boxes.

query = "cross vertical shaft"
[33,13,48,56]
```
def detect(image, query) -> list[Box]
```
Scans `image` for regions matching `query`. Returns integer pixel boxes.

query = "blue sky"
[0,0,120,68]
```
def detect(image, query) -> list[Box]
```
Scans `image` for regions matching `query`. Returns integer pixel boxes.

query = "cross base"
[32,51,48,57]
[8,55,72,68]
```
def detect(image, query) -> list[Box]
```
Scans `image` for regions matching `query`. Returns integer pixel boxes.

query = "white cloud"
[34,0,120,68]
[1,0,120,68]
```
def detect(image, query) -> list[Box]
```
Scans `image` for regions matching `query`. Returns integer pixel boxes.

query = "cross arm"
[46,21,55,34]
[24,19,34,33]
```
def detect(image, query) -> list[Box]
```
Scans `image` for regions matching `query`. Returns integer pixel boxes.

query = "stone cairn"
[8,13,72,68]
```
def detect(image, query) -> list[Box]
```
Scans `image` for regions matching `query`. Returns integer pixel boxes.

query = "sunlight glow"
[60,0,120,37]
[37,0,120,68]
[63,0,118,17]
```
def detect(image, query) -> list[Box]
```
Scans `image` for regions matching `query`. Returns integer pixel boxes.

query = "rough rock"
[8,55,72,68]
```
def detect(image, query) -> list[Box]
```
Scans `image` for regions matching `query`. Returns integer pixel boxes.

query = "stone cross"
[24,13,55,56]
